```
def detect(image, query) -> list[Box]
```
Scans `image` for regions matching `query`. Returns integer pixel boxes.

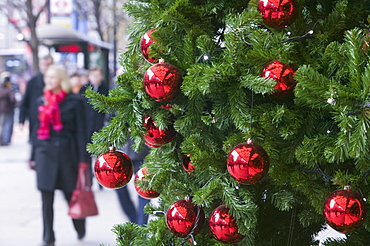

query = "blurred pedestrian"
[79,66,109,184]
[0,72,16,146]
[33,64,89,246]
[19,55,54,167]
[78,69,89,86]
[79,66,109,142]
[1,74,20,145]
[116,138,150,225]
[70,72,83,94]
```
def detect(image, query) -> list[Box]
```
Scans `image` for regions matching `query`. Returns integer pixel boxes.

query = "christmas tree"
[87,0,370,245]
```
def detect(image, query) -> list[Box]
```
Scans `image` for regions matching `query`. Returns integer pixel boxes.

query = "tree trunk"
[26,0,40,75]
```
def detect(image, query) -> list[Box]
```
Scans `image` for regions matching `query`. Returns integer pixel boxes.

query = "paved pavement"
[0,124,137,246]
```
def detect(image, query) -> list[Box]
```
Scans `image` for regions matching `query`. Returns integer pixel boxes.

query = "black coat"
[34,93,89,192]
[0,85,15,113]
[79,82,109,140]
[19,73,44,143]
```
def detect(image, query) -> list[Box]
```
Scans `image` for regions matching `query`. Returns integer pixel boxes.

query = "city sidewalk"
[0,124,136,246]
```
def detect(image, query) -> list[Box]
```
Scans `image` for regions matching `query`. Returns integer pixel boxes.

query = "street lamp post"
[113,0,117,75]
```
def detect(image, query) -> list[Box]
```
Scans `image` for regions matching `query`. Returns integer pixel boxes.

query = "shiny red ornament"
[134,167,160,199]
[140,29,159,63]
[323,186,367,233]
[261,60,296,98]
[143,116,176,147]
[227,141,269,184]
[166,198,205,238]
[258,0,298,29]
[209,205,245,244]
[182,154,195,173]
[94,147,134,189]
[143,61,183,102]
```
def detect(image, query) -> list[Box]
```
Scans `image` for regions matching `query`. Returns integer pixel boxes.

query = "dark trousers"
[41,190,85,243]
[137,196,149,225]
[116,186,137,223]
[116,185,149,225]
[1,111,13,144]
[115,161,149,225]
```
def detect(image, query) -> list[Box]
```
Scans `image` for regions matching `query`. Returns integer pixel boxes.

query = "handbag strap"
[76,162,92,191]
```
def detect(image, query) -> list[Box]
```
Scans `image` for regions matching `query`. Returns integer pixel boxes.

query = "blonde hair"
[45,64,72,93]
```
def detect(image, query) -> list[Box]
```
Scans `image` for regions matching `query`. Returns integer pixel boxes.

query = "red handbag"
[68,162,99,219]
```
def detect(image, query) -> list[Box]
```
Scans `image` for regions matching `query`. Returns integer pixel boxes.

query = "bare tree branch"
[91,0,103,40]
[35,0,50,20]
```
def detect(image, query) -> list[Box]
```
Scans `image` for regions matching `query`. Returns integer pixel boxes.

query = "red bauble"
[227,141,269,184]
[143,116,176,147]
[209,205,245,244]
[94,147,134,189]
[166,198,205,238]
[140,29,159,64]
[143,61,183,102]
[258,0,298,29]
[182,154,195,173]
[323,186,367,233]
[261,60,296,98]
[134,167,160,199]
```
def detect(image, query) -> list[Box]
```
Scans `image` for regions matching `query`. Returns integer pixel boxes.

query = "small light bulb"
[327,98,336,105]
[17,33,24,40]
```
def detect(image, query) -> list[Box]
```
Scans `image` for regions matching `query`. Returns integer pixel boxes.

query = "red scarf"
[37,90,67,140]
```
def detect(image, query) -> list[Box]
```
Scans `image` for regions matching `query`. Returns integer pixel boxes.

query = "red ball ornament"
[227,141,269,184]
[182,154,195,173]
[261,60,296,98]
[143,116,176,147]
[166,198,205,238]
[258,0,298,29]
[94,147,134,189]
[134,167,160,199]
[323,186,367,233]
[143,60,183,102]
[140,29,159,64]
[209,205,245,244]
